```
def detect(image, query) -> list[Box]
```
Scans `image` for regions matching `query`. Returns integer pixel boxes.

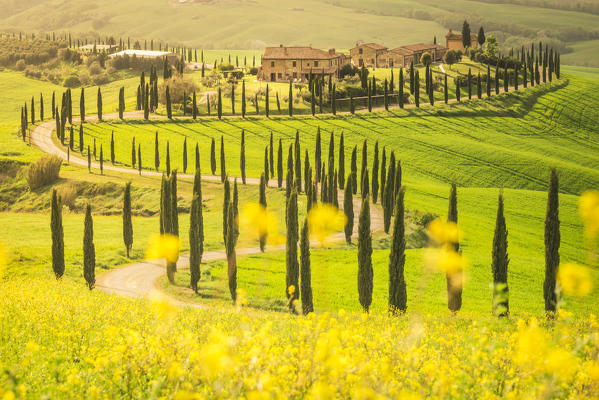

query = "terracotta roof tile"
[263,46,339,60]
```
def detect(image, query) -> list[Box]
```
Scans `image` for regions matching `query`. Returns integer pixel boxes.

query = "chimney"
[328,48,335,55]
[279,44,283,47]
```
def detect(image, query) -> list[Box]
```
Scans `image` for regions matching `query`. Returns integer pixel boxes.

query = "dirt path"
[31,113,384,306]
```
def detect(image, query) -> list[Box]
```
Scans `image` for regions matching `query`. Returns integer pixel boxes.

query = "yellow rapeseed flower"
[307,203,347,246]
[239,202,285,245]
[424,244,469,274]
[427,218,461,244]
[145,234,180,263]
[579,190,599,239]
[0,241,6,276]
[558,262,593,297]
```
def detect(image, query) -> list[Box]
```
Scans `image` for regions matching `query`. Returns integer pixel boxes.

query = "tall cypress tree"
[294,131,301,192]
[269,132,274,176]
[300,218,313,315]
[97,87,103,121]
[240,130,246,184]
[467,69,472,100]
[210,137,216,175]
[277,138,283,188]
[389,186,407,314]
[99,144,103,174]
[380,147,387,207]
[83,204,95,290]
[118,87,125,119]
[447,183,462,313]
[544,168,560,313]
[123,182,133,258]
[223,178,230,243]
[357,195,373,312]
[225,197,237,303]
[462,20,471,49]
[220,136,226,183]
[259,173,268,252]
[189,193,202,293]
[315,128,321,183]
[80,87,85,123]
[170,171,179,237]
[344,173,354,244]
[51,189,65,279]
[183,137,188,174]
[360,140,367,195]
[492,192,509,317]
[166,86,172,119]
[154,131,160,171]
[414,70,420,107]
[40,93,44,121]
[350,146,358,195]
[138,144,142,175]
[399,68,404,108]
[192,91,197,119]
[372,141,379,203]
[241,80,246,118]
[288,80,293,117]
[166,141,171,176]
[383,154,396,233]
[338,132,345,190]
[286,189,299,313]
[79,125,84,153]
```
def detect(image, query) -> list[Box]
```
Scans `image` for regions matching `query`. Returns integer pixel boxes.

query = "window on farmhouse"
[293,61,297,67]
[271,61,274,67]
[278,73,282,79]
[359,48,363,54]
[314,61,319,67]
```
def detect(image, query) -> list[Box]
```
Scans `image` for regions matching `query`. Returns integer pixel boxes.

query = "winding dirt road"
[30,113,384,305]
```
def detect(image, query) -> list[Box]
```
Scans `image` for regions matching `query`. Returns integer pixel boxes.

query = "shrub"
[26,155,62,190]
[219,63,234,71]
[56,184,78,210]
[421,52,432,66]
[89,61,103,75]
[63,74,81,88]
[249,67,258,75]
[92,72,109,86]
[15,59,26,71]
[159,74,199,104]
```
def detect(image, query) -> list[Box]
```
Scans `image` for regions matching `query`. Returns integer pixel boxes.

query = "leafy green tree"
[123,182,133,258]
[544,168,560,313]
[300,218,313,315]
[389,186,406,314]
[421,52,432,67]
[484,35,498,58]
[51,189,65,279]
[83,204,95,290]
[358,195,373,312]
[492,192,509,317]
[286,189,299,313]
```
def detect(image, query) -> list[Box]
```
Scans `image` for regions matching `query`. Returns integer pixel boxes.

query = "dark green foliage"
[300,218,313,315]
[259,173,267,252]
[462,20,471,48]
[182,138,188,174]
[315,128,321,183]
[331,84,336,115]
[277,138,283,188]
[384,79,388,111]
[225,197,237,303]
[192,91,197,119]
[51,189,65,279]
[367,81,372,112]
[344,173,354,244]
[217,88,222,119]
[477,72,482,99]
[231,84,235,115]
[380,147,387,207]
[80,87,85,123]
[294,131,301,192]
[138,145,142,175]
[87,146,91,172]
[361,168,369,199]
[357,195,373,312]
[97,85,103,121]
[220,136,226,183]
[83,204,95,290]
[304,151,310,195]
[123,182,133,258]
[389,187,407,314]
[269,132,274,176]
[399,69,404,108]
[286,189,299,312]
[265,84,270,118]
[210,138,216,175]
[288,80,293,117]
[383,154,396,233]
[99,145,104,175]
[468,69,472,100]
[287,144,294,191]
[395,160,402,201]
[444,74,448,104]
[544,168,560,312]
[189,193,202,293]
[492,192,509,317]
[338,133,345,190]
[240,130,246,184]
[447,182,462,312]
[118,87,125,119]
[478,26,486,45]
[414,70,420,107]
[350,146,357,195]
[166,141,171,176]
[372,141,379,203]
[223,178,230,243]
[170,171,179,237]
[154,132,160,171]
[195,143,200,171]
[360,140,367,195]
[131,138,136,167]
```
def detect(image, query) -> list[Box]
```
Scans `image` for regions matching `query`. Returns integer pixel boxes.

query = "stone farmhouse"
[258,45,347,82]
[349,43,388,68]
[377,43,447,68]
[445,29,478,52]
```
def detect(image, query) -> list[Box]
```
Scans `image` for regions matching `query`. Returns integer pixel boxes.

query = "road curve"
[31,112,384,305]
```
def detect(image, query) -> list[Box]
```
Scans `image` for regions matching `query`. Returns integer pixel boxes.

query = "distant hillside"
[0,0,598,65]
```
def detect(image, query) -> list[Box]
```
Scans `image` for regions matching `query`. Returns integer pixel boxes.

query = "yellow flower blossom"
[239,202,285,246]
[0,241,6,276]
[307,203,347,246]
[558,262,593,297]
[145,234,180,263]
[424,244,469,274]
[579,190,599,239]
[427,218,461,244]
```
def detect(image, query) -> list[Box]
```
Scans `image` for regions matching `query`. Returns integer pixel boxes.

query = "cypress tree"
[265,84,270,118]
[51,189,65,279]
[131,137,136,167]
[264,147,269,182]
[367,81,372,112]
[372,141,379,204]
[495,65,500,94]
[277,138,283,188]
[287,144,294,191]
[409,61,415,94]
[286,189,299,313]
[447,183,462,313]
[83,204,95,290]
[220,136,226,182]
[170,171,179,237]
[240,130,246,184]
[492,192,509,317]
[97,87,103,121]
[210,137,216,175]
[192,91,197,119]
[462,20,471,48]
[40,93,44,121]
[344,173,354,244]
[395,160,402,207]
[389,186,407,314]
[166,141,171,176]
[544,168,560,313]
[69,126,74,152]
[231,84,235,115]
[52,92,55,119]
[269,132,274,176]
[166,86,172,119]
[30,97,35,125]
[154,132,160,171]
[338,132,345,190]
[399,68,404,108]
[357,195,373,312]
[477,72,482,99]
[118,87,124,119]
[361,168,369,200]
[444,74,448,104]
[383,155,396,233]
[350,146,358,195]
[288,80,293,117]
[183,138,188,174]
[195,143,200,171]
[300,218,313,315]
[223,178,230,243]
[504,65,509,92]
[487,65,492,97]
[467,68,472,100]
[138,144,142,175]
[331,84,336,115]
[80,87,85,123]
[78,125,83,153]
[259,173,268,252]
[360,140,367,195]
[123,182,133,258]
[189,193,201,293]
[415,70,420,107]
[225,196,237,303]
[311,86,316,115]
[294,131,301,192]
[99,145,104,174]
[315,128,321,183]
[456,79,461,102]
[87,146,91,172]
[304,151,311,201]
[380,147,387,207]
